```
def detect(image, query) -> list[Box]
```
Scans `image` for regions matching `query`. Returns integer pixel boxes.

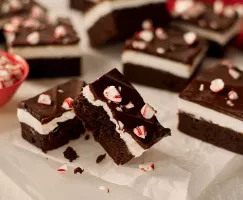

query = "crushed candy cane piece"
[116,107,123,112]
[30,5,45,18]
[38,94,52,105]
[138,30,153,42]
[210,79,224,92]
[142,19,153,30]
[141,103,156,119]
[133,126,147,139]
[57,164,67,174]
[224,6,235,17]
[54,25,67,38]
[99,186,109,193]
[62,97,73,110]
[27,32,40,45]
[24,18,40,29]
[228,90,238,100]
[156,47,165,54]
[3,23,16,33]
[58,89,64,93]
[184,32,197,45]
[118,121,124,130]
[132,41,147,50]
[10,16,22,26]
[221,59,232,68]
[227,100,234,107]
[214,0,224,15]
[125,101,134,109]
[155,28,167,40]
[229,68,240,80]
[139,162,155,172]
[199,84,204,91]
[103,86,122,103]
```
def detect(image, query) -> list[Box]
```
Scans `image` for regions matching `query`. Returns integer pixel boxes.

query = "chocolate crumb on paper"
[96,153,106,164]
[63,147,79,162]
[74,167,84,174]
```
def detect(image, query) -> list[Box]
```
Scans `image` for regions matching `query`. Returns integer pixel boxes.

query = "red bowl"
[0,51,29,107]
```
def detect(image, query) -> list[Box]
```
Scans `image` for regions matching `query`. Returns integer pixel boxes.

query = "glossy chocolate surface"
[89,68,171,148]
[180,63,243,120]
[18,79,85,124]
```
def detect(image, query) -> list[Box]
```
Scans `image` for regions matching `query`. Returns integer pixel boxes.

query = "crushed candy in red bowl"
[0,51,29,107]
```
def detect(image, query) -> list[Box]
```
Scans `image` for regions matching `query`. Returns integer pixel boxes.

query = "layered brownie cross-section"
[4,12,81,78]
[17,80,85,152]
[70,0,170,46]
[73,68,171,165]
[122,20,208,92]
[170,0,241,56]
[178,62,243,154]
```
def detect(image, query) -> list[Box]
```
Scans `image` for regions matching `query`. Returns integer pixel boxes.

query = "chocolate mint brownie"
[73,68,171,165]
[122,20,208,92]
[178,61,243,154]
[70,0,170,46]
[4,11,81,78]
[170,0,241,57]
[17,79,85,152]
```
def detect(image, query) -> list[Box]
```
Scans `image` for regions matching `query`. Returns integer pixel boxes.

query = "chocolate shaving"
[74,167,84,174]
[96,153,106,164]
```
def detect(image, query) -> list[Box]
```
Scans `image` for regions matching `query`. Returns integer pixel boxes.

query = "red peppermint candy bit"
[229,68,240,80]
[30,5,45,19]
[141,103,156,119]
[125,101,134,109]
[139,162,155,172]
[142,19,153,30]
[214,0,224,15]
[54,25,67,39]
[133,125,147,139]
[155,28,168,40]
[27,32,40,45]
[228,90,239,100]
[99,186,109,193]
[24,18,40,29]
[57,164,68,174]
[132,41,147,50]
[183,32,197,45]
[103,86,122,104]
[62,97,73,110]
[37,94,52,105]
[210,79,225,93]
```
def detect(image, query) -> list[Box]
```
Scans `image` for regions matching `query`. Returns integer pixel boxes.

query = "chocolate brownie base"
[123,63,189,92]
[178,112,243,154]
[26,57,81,79]
[21,117,85,152]
[73,94,134,165]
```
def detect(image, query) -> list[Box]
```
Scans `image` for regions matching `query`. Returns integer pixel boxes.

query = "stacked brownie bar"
[178,61,243,154]
[70,0,170,46]
[122,20,208,92]
[73,68,171,165]
[17,79,85,152]
[170,0,241,56]
[4,12,82,78]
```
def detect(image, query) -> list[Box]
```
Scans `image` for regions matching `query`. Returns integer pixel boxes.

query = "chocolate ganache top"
[88,68,171,149]
[18,80,86,124]
[180,62,243,121]
[124,20,207,65]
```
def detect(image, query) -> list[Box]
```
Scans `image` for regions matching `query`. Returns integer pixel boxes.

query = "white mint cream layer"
[8,44,81,59]
[122,47,208,79]
[172,18,242,46]
[17,108,76,135]
[82,85,146,157]
[178,98,243,133]
[83,0,164,30]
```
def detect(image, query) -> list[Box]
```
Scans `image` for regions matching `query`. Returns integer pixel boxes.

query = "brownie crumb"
[74,167,84,174]
[63,147,79,162]
[96,153,106,164]
[85,134,90,140]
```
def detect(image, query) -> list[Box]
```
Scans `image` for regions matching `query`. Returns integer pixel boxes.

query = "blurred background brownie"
[70,0,170,46]
[17,79,86,152]
[178,61,243,154]
[73,68,171,165]
[122,20,208,92]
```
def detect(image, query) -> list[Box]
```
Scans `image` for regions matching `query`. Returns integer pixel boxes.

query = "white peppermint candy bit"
[99,186,109,193]
[38,94,52,105]
[103,86,122,104]
[62,97,73,110]
[48,14,58,25]
[125,101,134,109]
[3,23,16,33]
[139,162,155,172]
[214,0,224,15]
[229,68,240,80]
[116,107,123,112]
[30,5,45,18]
[54,25,67,39]
[118,121,124,130]
[27,32,40,45]
[0,70,11,81]
[0,56,10,66]
[58,89,64,93]
[142,19,153,30]
[141,103,156,119]
[227,100,234,107]
[156,47,165,54]
[155,28,167,40]
[184,32,197,45]
[138,30,153,42]
[173,0,194,15]
[228,90,239,100]
[10,17,22,26]
[132,41,147,50]
[57,164,68,174]
[210,21,219,30]
[224,6,235,17]
[221,59,233,68]
[118,86,121,92]
[3,79,14,87]
[210,79,225,93]
[133,125,147,139]
[198,19,207,27]
[9,0,23,11]
[24,18,40,29]
[199,84,204,91]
